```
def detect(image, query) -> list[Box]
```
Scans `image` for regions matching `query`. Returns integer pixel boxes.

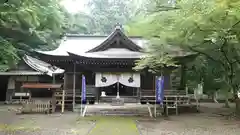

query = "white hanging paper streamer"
[95,72,141,88]
[95,72,118,87]
[118,73,140,88]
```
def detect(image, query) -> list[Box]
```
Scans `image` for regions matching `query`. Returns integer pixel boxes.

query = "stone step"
[86,111,149,116]
[86,113,149,116]
[85,107,150,116]
[100,97,139,103]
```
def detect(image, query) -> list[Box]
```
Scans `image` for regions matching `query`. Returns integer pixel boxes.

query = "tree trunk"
[234,94,240,118]
[213,91,219,103]
[225,100,230,108]
[222,89,230,108]
[224,97,230,108]
[232,88,240,117]
[235,99,240,117]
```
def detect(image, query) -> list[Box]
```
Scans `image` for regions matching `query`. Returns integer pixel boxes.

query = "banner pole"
[81,100,83,116]
[80,75,83,116]
[80,87,82,116]
[154,76,157,117]
[81,75,86,117]
[116,75,120,99]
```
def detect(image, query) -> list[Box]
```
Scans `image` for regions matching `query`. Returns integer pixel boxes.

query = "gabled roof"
[35,26,196,60]
[87,27,142,52]
[36,27,147,57]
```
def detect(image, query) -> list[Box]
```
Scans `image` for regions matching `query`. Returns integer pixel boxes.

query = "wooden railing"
[140,89,188,97]
[10,92,31,104]
[140,89,191,115]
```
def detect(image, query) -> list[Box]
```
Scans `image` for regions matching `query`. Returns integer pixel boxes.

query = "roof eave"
[68,52,141,60]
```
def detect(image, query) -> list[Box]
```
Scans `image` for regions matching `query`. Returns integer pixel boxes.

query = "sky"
[61,0,89,13]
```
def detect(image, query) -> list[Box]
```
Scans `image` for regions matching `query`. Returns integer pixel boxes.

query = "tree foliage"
[0,0,69,71]
[131,0,240,109]
[64,12,95,34]
[87,0,137,34]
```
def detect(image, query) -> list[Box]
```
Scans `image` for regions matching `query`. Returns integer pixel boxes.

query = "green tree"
[0,0,68,71]
[87,0,136,34]
[133,0,240,114]
[65,12,95,34]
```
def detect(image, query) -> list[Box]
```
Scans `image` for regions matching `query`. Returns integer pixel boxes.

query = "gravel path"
[138,114,240,135]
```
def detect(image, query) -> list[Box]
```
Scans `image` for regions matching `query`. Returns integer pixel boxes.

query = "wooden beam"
[63,73,67,91]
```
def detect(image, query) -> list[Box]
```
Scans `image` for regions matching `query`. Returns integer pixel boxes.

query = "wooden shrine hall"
[35,25,195,109]
[1,25,196,112]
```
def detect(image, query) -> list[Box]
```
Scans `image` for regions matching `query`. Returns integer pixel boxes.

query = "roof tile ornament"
[115,23,123,30]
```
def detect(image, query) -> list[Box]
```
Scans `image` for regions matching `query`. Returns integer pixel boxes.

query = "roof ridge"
[65,33,143,38]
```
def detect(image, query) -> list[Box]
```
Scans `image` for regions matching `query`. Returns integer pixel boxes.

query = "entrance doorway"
[100,83,137,97]
[0,76,9,101]
[119,83,137,96]
[101,84,117,96]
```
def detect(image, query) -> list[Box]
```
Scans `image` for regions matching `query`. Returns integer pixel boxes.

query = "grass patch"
[0,123,40,133]
[82,116,140,135]
[0,119,40,133]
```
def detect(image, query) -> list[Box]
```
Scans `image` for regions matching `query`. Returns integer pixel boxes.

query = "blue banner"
[156,76,164,104]
[81,75,86,103]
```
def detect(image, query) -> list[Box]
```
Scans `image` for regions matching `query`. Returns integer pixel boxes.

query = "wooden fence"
[21,99,51,114]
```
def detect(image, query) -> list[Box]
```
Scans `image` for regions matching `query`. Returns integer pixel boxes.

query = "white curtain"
[95,72,118,87]
[119,73,140,88]
[95,72,141,88]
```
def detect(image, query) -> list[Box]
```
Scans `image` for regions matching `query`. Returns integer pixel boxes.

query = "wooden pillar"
[51,74,56,113]
[52,92,56,113]
[52,74,56,84]
[73,63,76,110]
[154,75,156,117]
[61,90,65,113]
[166,96,169,116]
[180,64,186,90]
[61,73,67,113]
[64,73,67,90]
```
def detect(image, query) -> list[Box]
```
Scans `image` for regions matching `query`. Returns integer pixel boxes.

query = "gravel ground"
[0,105,94,135]
[137,103,240,135]
[0,103,240,135]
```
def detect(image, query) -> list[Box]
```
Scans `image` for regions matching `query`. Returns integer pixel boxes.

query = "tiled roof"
[35,26,194,59]
[36,27,147,57]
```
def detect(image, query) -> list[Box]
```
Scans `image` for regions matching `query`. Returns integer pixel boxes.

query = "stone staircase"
[85,104,150,116]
